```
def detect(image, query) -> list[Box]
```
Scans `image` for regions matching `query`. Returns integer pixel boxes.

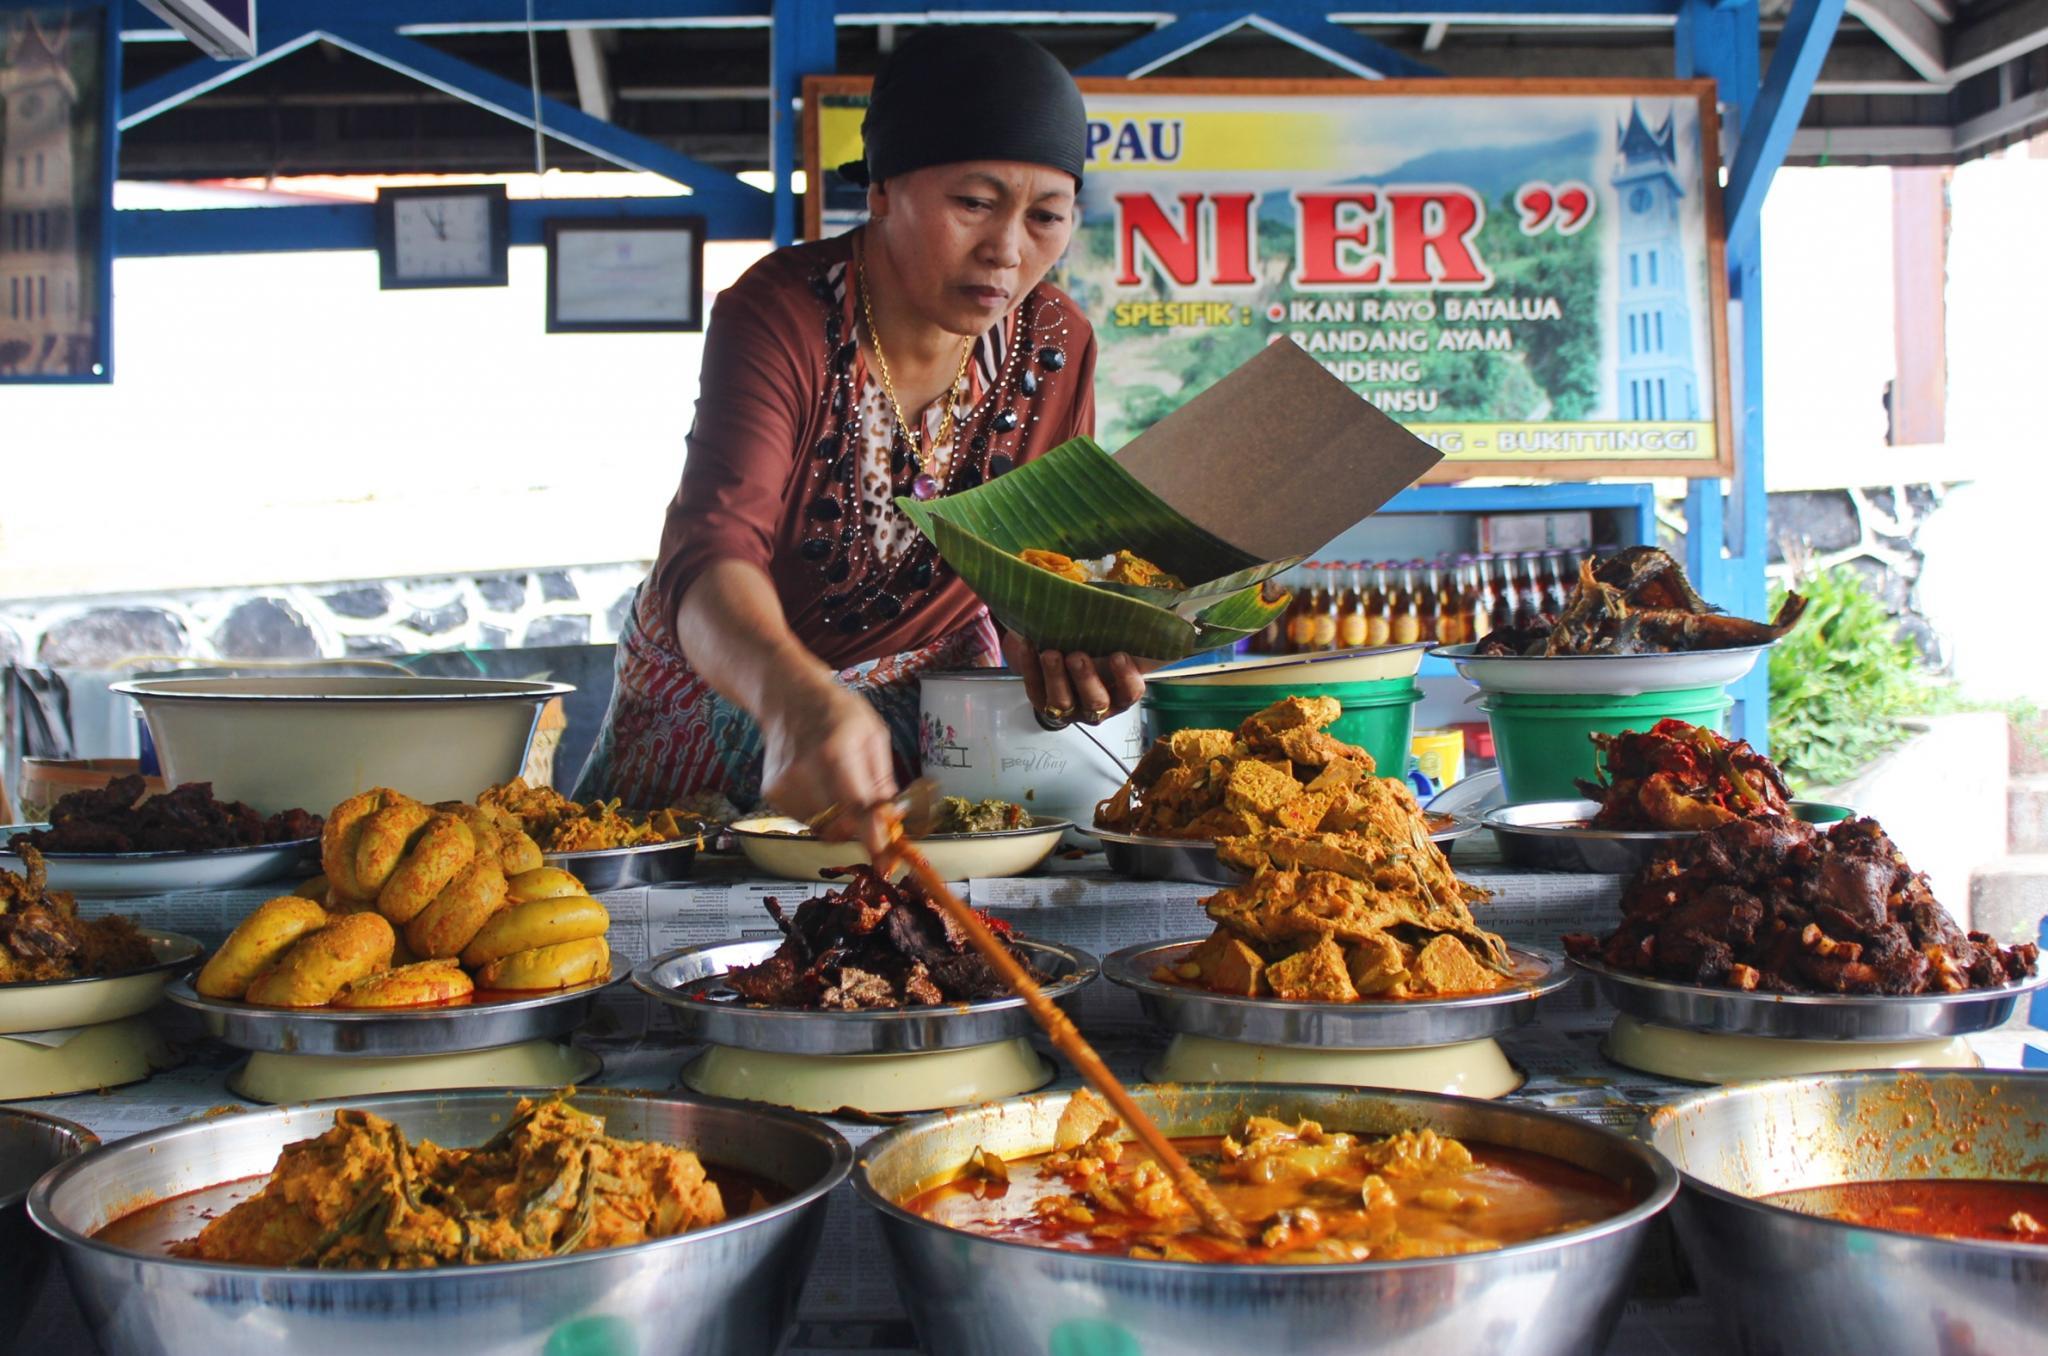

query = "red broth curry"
[1762,1180,2048,1245]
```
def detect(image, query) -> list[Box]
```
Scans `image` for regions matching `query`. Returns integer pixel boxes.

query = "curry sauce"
[906,1113,1633,1265]
[1762,1179,2048,1245]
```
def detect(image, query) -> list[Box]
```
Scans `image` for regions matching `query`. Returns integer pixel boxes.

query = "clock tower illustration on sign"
[0,13,86,377]
[1611,103,1699,424]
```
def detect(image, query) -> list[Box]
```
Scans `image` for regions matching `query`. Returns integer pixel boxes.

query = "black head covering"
[838,27,1086,189]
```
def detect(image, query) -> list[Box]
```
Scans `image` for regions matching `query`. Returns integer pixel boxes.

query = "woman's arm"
[676,561,899,852]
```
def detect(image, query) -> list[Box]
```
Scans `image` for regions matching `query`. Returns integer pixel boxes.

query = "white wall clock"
[375,184,510,290]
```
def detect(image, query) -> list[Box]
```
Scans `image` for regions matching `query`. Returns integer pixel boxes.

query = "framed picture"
[0,2,118,384]
[545,216,705,333]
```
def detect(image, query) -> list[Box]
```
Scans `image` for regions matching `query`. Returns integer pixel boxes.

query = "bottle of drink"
[1540,549,1571,618]
[1337,563,1368,649]
[1284,565,1317,653]
[1436,557,1465,646]
[1365,562,1391,646]
[1414,560,1440,644]
[1512,552,1542,629]
[1310,563,1339,652]
[1390,562,1422,644]
[1464,558,1493,643]
[1487,554,1515,633]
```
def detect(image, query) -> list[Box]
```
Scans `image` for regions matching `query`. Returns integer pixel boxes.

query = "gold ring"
[1044,704,1073,722]
[1082,706,1109,724]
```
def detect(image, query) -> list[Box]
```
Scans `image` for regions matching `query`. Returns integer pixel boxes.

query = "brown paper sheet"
[1112,340,1443,563]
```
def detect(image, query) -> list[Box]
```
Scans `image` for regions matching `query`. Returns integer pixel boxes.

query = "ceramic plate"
[1431,642,1771,695]
[727,815,1069,882]
[1,828,318,898]
[0,930,203,1034]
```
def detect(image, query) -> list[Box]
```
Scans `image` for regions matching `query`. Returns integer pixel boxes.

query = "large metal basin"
[1643,1070,2048,1354]
[29,1088,851,1356]
[855,1083,1676,1356]
[0,1108,97,1348]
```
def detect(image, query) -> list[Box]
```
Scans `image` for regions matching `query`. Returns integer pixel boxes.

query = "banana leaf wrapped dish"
[897,437,1291,659]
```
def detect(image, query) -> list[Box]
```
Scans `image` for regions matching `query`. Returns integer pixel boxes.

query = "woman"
[579,27,1142,849]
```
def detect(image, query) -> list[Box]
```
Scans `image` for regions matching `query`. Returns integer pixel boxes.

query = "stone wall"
[0,564,652,669]
[1764,482,1952,665]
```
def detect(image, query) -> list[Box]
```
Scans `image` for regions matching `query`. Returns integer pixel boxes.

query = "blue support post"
[1676,0,1773,748]
[1722,0,1848,257]
[771,0,836,247]
[317,25,772,236]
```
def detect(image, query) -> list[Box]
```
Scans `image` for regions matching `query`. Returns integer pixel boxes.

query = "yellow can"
[1410,728,1466,795]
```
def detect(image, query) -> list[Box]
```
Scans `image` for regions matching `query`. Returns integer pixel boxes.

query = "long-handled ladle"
[871,799,1246,1243]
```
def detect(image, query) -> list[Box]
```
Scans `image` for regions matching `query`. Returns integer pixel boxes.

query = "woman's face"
[868,161,1077,337]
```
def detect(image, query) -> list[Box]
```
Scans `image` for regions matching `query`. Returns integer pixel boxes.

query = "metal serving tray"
[164,963,622,1057]
[1105,939,1571,1049]
[633,936,1096,1055]
[1570,956,2048,1041]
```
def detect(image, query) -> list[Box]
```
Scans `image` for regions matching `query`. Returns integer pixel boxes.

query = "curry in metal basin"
[100,1094,772,1268]
[905,1091,1634,1265]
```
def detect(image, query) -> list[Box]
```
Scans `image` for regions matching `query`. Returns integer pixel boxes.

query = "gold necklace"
[860,265,975,501]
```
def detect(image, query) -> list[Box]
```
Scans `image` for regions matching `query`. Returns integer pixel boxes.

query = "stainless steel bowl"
[856,1083,1677,1356]
[1106,939,1571,1048]
[1571,956,2047,1040]
[1642,1070,2048,1353]
[164,964,622,1056]
[28,1088,851,1356]
[633,936,1098,1054]
[545,838,697,890]
[0,1108,97,1349]
[1483,799,1855,873]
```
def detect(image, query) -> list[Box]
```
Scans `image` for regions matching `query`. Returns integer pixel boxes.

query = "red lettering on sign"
[1386,188,1491,287]
[1115,192,1204,286]
[1292,190,1382,286]
[1209,193,1256,286]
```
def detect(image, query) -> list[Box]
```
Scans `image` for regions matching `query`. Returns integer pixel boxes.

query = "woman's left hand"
[1000,632,1151,727]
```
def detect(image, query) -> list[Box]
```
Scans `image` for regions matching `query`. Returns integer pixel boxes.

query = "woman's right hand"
[759,675,900,855]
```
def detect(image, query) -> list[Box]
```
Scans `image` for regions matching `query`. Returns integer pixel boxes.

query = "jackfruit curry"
[1019,548,1186,591]
[111,1096,739,1269]
[905,1096,1633,1264]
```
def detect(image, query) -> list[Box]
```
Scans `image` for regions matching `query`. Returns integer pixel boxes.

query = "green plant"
[1768,567,1925,791]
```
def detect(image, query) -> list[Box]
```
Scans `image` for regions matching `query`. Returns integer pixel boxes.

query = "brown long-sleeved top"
[649,229,1098,670]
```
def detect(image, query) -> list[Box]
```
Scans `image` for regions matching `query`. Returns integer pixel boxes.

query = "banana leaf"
[897,437,1294,659]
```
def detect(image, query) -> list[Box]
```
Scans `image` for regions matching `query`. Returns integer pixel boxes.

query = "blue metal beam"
[1723,0,1846,254]
[1248,10,1444,77]
[315,26,771,234]
[118,30,323,128]
[123,0,1683,39]
[1078,11,1254,77]
[772,0,836,246]
[113,195,750,257]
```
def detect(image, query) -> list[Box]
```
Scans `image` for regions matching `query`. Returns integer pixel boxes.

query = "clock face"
[391,196,496,281]
[1629,187,1653,215]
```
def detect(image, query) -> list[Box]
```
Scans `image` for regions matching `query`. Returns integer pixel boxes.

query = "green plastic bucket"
[1143,675,1423,779]
[1479,686,1734,802]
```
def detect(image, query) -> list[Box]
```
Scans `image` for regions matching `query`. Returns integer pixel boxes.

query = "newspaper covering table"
[13,851,2043,1355]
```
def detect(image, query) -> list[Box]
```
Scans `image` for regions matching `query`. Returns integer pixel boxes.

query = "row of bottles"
[1254,549,1594,654]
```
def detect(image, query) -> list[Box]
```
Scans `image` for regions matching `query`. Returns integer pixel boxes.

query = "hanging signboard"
[0,3,117,383]
[806,77,1732,481]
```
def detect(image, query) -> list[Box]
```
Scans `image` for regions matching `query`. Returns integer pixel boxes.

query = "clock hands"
[423,205,447,240]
